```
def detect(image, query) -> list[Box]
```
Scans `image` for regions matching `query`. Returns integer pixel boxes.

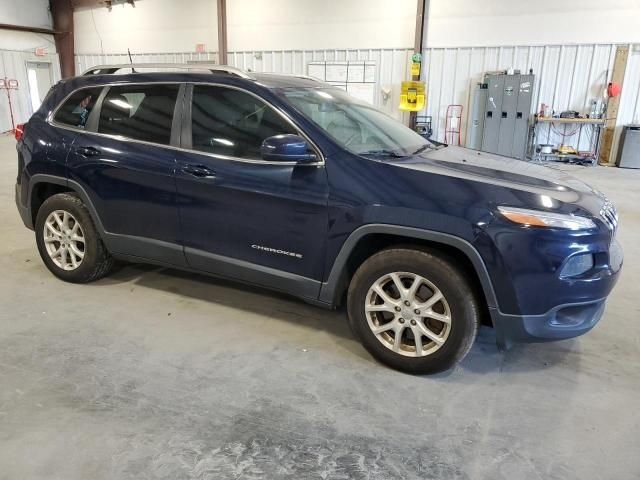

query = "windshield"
[277,88,437,157]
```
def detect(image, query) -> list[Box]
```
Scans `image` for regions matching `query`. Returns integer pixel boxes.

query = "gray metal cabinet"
[497,75,520,156]
[481,73,534,159]
[465,83,488,151]
[513,75,534,159]
[482,75,505,154]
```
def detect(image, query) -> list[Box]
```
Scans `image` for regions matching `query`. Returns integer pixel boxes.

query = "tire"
[347,248,480,374]
[35,192,115,283]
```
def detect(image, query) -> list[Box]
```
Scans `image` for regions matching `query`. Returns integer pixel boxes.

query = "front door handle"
[182,164,216,178]
[75,146,101,157]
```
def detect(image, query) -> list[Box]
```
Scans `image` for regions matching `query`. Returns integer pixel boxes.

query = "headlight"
[497,206,596,230]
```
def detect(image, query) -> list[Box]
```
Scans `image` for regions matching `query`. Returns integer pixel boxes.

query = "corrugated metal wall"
[77,43,640,158]
[226,49,415,125]
[74,51,219,72]
[75,48,415,122]
[0,49,61,132]
[424,44,619,150]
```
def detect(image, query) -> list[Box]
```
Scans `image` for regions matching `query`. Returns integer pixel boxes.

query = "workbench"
[528,116,605,166]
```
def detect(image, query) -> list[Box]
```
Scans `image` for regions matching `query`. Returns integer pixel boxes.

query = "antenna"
[127,48,136,73]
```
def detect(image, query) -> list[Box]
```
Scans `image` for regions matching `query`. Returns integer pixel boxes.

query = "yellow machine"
[557,144,578,155]
[399,80,425,111]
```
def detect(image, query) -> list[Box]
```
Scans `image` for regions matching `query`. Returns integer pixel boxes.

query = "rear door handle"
[182,164,216,178]
[75,146,101,157]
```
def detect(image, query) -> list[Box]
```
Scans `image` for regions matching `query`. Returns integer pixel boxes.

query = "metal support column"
[409,0,429,129]
[217,0,228,65]
[50,0,75,78]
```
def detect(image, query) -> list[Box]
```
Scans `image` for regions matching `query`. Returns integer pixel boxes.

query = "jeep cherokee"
[14,64,623,373]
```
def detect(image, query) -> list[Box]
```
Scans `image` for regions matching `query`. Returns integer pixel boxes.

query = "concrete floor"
[1,132,639,479]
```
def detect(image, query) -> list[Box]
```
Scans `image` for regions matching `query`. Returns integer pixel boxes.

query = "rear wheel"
[347,248,480,374]
[35,193,114,283]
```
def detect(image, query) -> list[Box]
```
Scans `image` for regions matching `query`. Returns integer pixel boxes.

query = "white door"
[26,62,53,113]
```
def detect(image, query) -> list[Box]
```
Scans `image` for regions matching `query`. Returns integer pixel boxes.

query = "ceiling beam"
[0,23,56,35]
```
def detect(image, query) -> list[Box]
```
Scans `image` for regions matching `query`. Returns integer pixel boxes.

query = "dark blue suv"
[15,64,623,373]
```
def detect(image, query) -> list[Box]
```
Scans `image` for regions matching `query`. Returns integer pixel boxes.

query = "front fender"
[318,224,500,312]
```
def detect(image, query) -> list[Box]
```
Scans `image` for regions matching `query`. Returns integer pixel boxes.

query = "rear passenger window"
[53,87,102,129]
[191,85,296,159]
[98,84,179,146]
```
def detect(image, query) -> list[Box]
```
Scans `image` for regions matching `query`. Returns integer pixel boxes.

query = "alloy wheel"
[43,210,86,271]
[365,272,452,357]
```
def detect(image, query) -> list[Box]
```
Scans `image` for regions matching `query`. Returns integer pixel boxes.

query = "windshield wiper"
[412,143,436,155]
[359,149,406,158]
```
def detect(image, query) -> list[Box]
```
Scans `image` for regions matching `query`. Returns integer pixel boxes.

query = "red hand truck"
[444,104,463,146]
[0,77,19,134]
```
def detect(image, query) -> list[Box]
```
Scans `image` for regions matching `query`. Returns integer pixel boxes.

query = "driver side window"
[190,85,296,159]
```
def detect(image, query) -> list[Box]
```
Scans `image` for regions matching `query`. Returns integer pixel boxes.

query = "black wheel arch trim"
[29,174,109,236]
[318,224,500,312]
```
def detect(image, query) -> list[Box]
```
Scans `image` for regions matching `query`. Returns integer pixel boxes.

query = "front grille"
[600,197,618,236]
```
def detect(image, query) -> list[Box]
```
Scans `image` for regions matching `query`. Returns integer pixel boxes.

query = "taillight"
[14,123,25,141]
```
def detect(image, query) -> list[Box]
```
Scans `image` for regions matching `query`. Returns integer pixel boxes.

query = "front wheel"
[347,248,480,374]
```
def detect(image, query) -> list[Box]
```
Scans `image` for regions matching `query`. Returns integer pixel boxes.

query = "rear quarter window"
[53,87,103,129]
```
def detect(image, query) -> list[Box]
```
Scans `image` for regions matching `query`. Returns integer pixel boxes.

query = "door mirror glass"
[260,134,317,162]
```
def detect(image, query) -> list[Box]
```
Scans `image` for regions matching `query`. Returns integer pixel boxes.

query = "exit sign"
[35,47,46,56]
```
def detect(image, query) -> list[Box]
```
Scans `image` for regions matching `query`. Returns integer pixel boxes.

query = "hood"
[387,145,607,216]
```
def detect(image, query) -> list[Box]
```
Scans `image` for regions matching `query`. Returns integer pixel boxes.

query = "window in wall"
[53,87,103,129]
[98,84,180,145]
[191,85,296,159]
[307,61,377,105]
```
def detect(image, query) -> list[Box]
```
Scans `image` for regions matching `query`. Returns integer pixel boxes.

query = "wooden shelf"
[536,117,605,125]
[533,153,597,165]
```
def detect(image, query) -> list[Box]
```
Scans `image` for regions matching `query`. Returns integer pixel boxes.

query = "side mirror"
[260,134,317,162]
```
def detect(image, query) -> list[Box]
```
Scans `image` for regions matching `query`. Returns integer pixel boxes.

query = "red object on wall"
[607,81,621,97]
[14,123,25,141]
[195,43,205,53]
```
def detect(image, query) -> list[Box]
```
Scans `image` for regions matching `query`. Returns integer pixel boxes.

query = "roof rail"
[81,63,254,79]
[274,73,323,82]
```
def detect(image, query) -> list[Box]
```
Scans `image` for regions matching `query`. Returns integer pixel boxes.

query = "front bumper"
[491,237,622,348]
[492,299,607,348]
